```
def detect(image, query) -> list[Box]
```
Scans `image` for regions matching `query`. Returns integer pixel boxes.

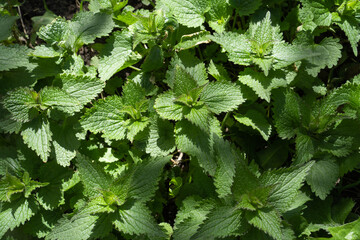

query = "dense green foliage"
[1,0,360,239]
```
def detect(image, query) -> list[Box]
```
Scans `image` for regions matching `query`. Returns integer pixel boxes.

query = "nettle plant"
[1,0,360,239]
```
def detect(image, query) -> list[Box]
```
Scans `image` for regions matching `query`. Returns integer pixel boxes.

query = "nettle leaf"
[39,86,82,114]
[111,156,170,203]
[193,205,243,239]
[238,68,294,102]
[122,80,147,108]
[46,207,111,240]
[306,159,339,200]
[126,117,150,142]
[38,17,68,45]
[325,218,360,239]
[272,90,302,139]
[51,122,80,167]
[174,31,212,51]
[3,87,39,123]
[245,208,282,240]
[173,196,216,240]
[213,136,237,198]
[229,0,262,16]
[175,120,217,175]
[68,11,115,51]
[81,96,127,140]
[114,201,166,239]
[36,162,73,210]
[201,82,244,114]
[0,14,19,41]
[60,73,105,106]
[206,0,231,33]
[260,161,314,212]
[213,12,283,75]
[160,0,209,28]
[235,109,272,141]
[21,116,52,162]
[98,30,142,81]
[336,17,360,56]
[274,36,342,77]
[154,91,184,120]
[298,0,332,31]
[0,197,38,239]
[146,115,176,157]
[76,153,111,197]
[212,31,252,66]
[0,45,32,71]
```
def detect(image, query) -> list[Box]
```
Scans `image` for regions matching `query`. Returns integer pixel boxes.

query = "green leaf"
[0,45,31,71]
[68,11,115,51]
[38,17,68,45]
[183,105,210,130]
[212,32,252,66]
[75,153,111,196]
[0,198,38,239]
[3,87,38,123]
[36,162,73,210]
[81,96,127,140]
[299,0,332,31]
[306,159,339,200]
[175,120,217,175]
[39,87,82,114]
[238,68,293,102]
[201,82,244,114]
[111,156,169,203]
[161,0,209,28]
[21,116,52,162]
[193,205,242,239]
[295,133,315,163]
[245,208,282,240]
[30,45,61,58]
[173,196,216,240]
[260,161,314,212]
[206,0,231,33]
[122,80,146,108]
[98,31,141,81]
[272,90,302,139]
[326,218,360,240]
[60,73,105,106]
[126,118,150,142]
[234,109,272,141]
[229,0,262,16]
[46,209,111,240]
[0,14,19,41]
[51,122,80,167]
[174,31,212,51]
[274,36,342,77]
[146,116,176,157]
[154,91,184,120]
[337,17,360,56]
[114,201,166,239]
[213,136,237,198]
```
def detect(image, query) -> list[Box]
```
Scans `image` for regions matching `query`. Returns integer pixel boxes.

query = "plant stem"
[221,112,231,130]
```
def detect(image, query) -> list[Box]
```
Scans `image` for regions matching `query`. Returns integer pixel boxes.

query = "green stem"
[42,0,49,11]
[232,11,238,30]
[149,0,156,8]
[129,65,141,71]
[221,112,231,130]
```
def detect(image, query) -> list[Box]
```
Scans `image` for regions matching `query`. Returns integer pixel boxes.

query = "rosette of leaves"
[81,80,151,143]
[154,54,244,131]
[1,73,105,164]
[299,0,360,56]
[45,154,170,240]
[0,147,76,239]
[172,138,315,240]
